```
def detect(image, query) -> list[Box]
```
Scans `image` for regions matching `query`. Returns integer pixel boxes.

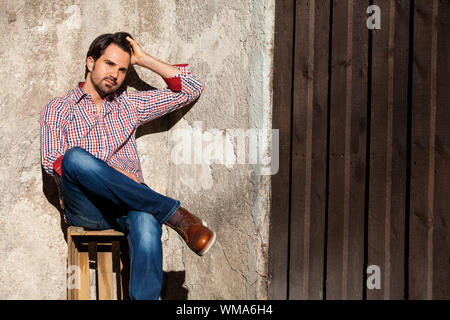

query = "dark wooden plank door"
[268,0,450,300]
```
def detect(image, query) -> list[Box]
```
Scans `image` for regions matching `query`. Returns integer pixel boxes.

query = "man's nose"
[110,69,119,80]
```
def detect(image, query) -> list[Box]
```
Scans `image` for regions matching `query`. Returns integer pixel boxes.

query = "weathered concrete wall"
[0,0,274,299]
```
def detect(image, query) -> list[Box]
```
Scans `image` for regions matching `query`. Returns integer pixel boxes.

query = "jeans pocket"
[66,211,103,230]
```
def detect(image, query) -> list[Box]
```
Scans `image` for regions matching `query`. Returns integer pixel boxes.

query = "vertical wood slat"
[386,0,411,299]
[120,237,131,300]
[67,229,77,300]
[289,0,313,300]
[112,240,123,300]
[78,242,90,299]
[326,0,352,299]
[346,0,370,300]
[433,0,450,300]
[289,0,330,300]
[268,0,296,300]
[409,0,439,300]
[308,0,331,299]
[97,243,114,300]
[88,241,98,300]
[367,0,410,300]
[326,0,368,300]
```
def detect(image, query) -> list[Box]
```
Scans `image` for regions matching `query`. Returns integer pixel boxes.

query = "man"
[40,32,216,300]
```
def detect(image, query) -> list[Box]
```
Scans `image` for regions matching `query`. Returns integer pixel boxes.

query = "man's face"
[87,43,130,96]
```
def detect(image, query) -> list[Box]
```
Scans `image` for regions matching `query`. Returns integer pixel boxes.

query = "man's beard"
[92,76,117,97]
[90,67,118,97]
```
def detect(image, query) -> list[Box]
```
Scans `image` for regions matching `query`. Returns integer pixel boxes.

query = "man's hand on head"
[126,36,147,66]
[125,36,180,79]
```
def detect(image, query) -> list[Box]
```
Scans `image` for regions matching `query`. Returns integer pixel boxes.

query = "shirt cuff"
[53,155,64,176]
[162,64,189,92]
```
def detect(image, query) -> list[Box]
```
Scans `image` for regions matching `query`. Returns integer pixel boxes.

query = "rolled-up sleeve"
[126,64,204,126]
[40,99,68,176]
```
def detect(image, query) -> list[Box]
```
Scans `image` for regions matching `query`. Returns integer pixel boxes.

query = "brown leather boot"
[166,207,216,256]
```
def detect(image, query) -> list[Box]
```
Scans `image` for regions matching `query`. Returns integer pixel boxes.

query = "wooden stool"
[66,226,130,300]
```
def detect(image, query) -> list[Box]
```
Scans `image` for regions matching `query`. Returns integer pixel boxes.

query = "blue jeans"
[60,147,181,300]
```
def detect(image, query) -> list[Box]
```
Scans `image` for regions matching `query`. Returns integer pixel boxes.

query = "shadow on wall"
[161,271,189,300]
[40,65,198,300]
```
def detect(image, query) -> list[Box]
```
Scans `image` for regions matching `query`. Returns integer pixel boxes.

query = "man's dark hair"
[85,32,133,79]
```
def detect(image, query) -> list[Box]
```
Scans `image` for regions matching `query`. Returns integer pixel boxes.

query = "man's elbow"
[191,81,204,101]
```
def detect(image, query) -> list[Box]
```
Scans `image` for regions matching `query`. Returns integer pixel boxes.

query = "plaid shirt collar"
[70,82,85,103]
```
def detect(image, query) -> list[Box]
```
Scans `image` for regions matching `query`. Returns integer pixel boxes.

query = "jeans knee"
[127,211,162,250]
[62,147,97,176]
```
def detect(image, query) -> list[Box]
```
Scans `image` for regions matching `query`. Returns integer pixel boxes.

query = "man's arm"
[126,36,181,78]
[41,100,69,208]
[41,99,68,177]
[125,37,204,126]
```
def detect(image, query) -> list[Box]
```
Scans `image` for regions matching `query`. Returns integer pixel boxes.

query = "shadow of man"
[41,65,198,299]
[161,271,189,300]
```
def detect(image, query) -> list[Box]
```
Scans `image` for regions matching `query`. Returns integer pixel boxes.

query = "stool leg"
[98,243,114,300]
[112,240,122,300]
[88,241,98,300]
[67,231,77,300]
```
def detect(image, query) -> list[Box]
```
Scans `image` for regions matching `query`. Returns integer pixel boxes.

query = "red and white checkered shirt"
[40,64,203,183]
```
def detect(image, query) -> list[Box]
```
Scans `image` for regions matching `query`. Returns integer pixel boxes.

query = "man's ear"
[86,56,95,72]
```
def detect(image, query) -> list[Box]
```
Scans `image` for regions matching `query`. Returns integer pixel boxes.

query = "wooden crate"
[67,226,129,300]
